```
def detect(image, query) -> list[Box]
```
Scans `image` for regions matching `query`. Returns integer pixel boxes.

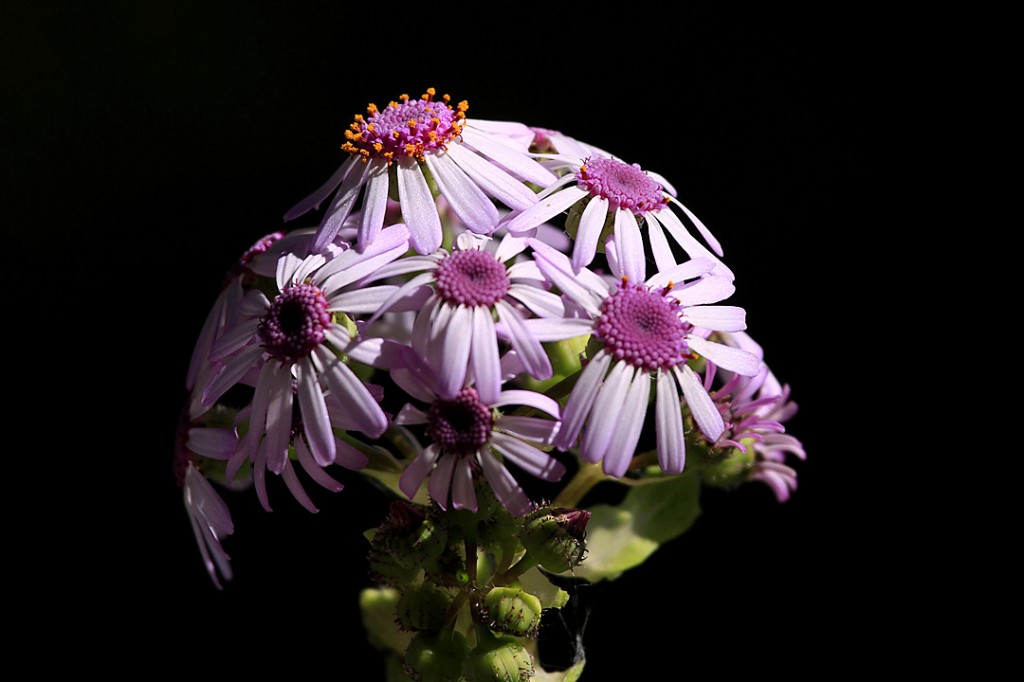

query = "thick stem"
[552,461,606,508]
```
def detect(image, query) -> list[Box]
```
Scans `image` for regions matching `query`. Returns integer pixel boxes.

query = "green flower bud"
[397,585,452,633]
[369,501,449,585]
[464,632,534,682]
[701,446,756,489]
[482,587,543,637]
[403,631,469,682]
[517,508,590,573]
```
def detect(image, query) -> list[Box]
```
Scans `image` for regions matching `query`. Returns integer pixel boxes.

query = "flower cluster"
[177,89,807,607]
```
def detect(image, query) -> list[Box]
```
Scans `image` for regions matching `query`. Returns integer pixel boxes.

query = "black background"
[6,2,899,676]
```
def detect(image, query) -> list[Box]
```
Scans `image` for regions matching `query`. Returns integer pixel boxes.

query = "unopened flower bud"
[464,632,534,682]
[369,501,448,585]
[701,447,756,489]
[482,586,542,637]
[404,630,469,682]
[397,585,452,633]
[518,508,590,573]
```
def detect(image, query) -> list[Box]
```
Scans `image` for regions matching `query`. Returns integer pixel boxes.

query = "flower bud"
[518,508,590,573]
[404,631,469,682]
[701,447,756,489]
[464,632,534,682]
[397,585,452,633]
[482,587,542,637]
[369,501,449,585]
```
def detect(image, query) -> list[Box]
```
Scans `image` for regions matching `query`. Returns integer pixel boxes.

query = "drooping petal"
[425,152,500,234]
[297,357,336,467]
[502,186,588,234]
[602,371,650,478]
[613,209,645,283]
[554,350,611,450]
[399,444,441,500]
[358,159,390,249]
[684,305,747,333]
[470,306,501,405]
[460,126,557,186]
[314,160,371,251]
[201,343,264,410]
[494,415,559,443]
[655,369,685,474]
[492,389,561,418]
[397,157,442,254]
[645,212,679,274]
[284,158,356,221]
[446,143,540,210]
[670,276,736,306]
[186,289,229,391]
[451,460,478,512]
[295,439,344,492]
[264,363,296,474]
[646,170,677,197]
[479,449,532,516]
[491,432,565,482]
[315,346,388,438]
[580,362,634,463]
[428,453,457,510]
[669,196,723,256]
[280,460,318,513]
[186,428,238,460]
[253,440,272,512]
[572,195,609,272]
[656,209,734,280]
[688,336,760,376]
[496,300,551,381]
[675,365,724,441]
[209,319,260,363]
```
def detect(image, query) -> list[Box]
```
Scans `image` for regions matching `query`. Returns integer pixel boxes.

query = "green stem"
[552,461,606,508]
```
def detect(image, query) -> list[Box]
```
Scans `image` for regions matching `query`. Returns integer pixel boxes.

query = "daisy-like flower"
[528,238,760,478]
[197,224,415,480]
[502,151,732,280]
[393,349,565,516]
[284,89,556,255]
[366,232,571,405]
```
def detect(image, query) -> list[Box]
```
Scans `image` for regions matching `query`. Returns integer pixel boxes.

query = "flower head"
[283,89,556,255]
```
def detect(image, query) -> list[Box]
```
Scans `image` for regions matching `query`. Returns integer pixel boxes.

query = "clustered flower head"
[177,89,807,598]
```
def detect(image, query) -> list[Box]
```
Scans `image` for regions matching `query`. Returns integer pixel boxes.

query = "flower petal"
[656,209,734,280]
[645,212,678,274]
[531,250,603,318]
[451,460,478,512]
[522,317,593,342]
[492,389,561,418]
[436,305,473,399]
[447,143,540,210]
[612,208,645,283]
[295,439,344,492]
[471,306,501,405]
[479,449,532,516]
[494,234,529,263]
[688,336,760,376]
[554,350,611,450]
[494,415,559,443]
[491,432,565,482]
[580,362,634,463]
[655,369,685,475]
[201,344,264,410]
[318,224,412,293]
[314,159,371,251]
[264,363,296,474]
[284,157,356,222]
[186,428,237,460]
[572,195,609,272]
[281,460,318,513]
[428,453,457,510]
[315,346,388,438]
[675,364,724,441]
[395,403,428,426]
[397,157,443,254]
[684,305,747,333]
[502,186,588,234]
[670,276,736,306]
[425,152,500,234]
[297,356,336,467]
[602,371,650,478]
[399,444,440,500]
[645,258,715,290]
[460,126,557,187]
[669,196,723,256]
[358,159,390,249]
[209,319,259,363]
[343,336,407,370]
[496,300,551,381]
[507,284,565,319]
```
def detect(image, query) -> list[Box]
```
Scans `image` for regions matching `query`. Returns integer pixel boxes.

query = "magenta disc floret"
[427,388,494,456]
[576,157,668,214]
[595,279,692,371]
[434,249,511,307]
[258,283,332,363]
[342,89,467,163]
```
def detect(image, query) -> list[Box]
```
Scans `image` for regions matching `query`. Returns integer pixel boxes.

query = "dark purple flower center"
[258,283,332,364]
[595,280,692,371]
[342,89,467,163]
[427,388,493,456]
[576,157,668,214]
[434,249,510,307]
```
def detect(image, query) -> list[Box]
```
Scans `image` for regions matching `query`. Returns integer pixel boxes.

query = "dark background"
[6,2,898,675]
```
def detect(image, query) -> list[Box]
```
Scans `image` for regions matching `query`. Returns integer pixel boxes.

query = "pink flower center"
[576,157,668,214]
[434,249,510,307]
[258,283,332,363]
[427,388,493,456]
[240,231,284,264]
[342,89,467,163]
[595,280,692,371]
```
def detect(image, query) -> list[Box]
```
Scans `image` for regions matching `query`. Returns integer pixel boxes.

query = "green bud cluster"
[364,485,590,681]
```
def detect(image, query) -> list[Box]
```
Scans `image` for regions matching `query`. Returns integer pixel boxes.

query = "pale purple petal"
[294,439,344,491]
[688,336,760,376]
[314,160,371,251]
[460,126,557,186]
[722,330,765,360]
[572,195,609,272]
[185,464,234,535]
[500,350,527,380]
[428,453,457,510]
[506,260,547,286]
[602,371,650,478]
[684,305,747,333]
[264,363,295,475]
[323,325,351,351]
[529,236,611,297]
[437,305,473,399]
[496,300,551,381]
[358,159,390,249]
[532,170,582,200]
[253,441,272,512]
[365,271,437,325]
[531,250,602,317]
[508,284,566,319]
[656,209,734,280]
[754,469,793,503]
[613,208,645,283]
[239,288,271,317]
[478,449,532,516]
[275,252,305,291]
[424,300,454,368]
[670,276,736,306]
[580,362,635,463]
[522,317,593,342]
[493,389,561,418]
[425,152,500,234]
[645,212,678,274]
[186,428,237,460]
[334,436,370,470]
[315,223,412,285]
[343,336,407,369]
[391,367,437,405]
[281,460,318,513]
[675,365,724,441]
[467,119,534,148]
[315,346,388,438]
[655,369,685,475]
[447,143,539,210]
[554,350,611,450]
[400,444,440,499]
[209,318,260,363]
[397,157,443,254]
[646,170,677,197]
[284,157,356,221]
[471,306,501,405]
[548,133,591,158]
[494,416,559,443]
[328,287,401,315]
[502,186,588,234]
[364,255,441,282]
[201,344,264,409]
[645,258,715,291]
[494,234,528,263]
[451,460,478,512]
[669,196,723,256]
[297,357,336,467]
[186,288,229,390]
[490,432,565,482]
[395,403,428,426]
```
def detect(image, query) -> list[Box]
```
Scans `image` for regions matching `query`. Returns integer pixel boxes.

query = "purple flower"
[283,89,556,255]
[529,238,760,478]
[366,232,573,405]
[502,148,732,279]
[196,225,414,484]
[393,350,565,516]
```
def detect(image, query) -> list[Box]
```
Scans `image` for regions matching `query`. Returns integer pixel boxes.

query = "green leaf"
[360,588,415,655]
[518,566,570,610]
[572,472,701,582]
